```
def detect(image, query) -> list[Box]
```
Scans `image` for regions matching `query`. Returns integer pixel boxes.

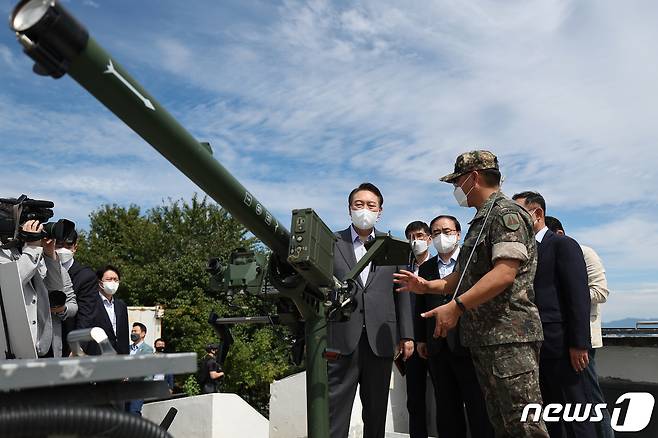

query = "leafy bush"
[76,195,300,415]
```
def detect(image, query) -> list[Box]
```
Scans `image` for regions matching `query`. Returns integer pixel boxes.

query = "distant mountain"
[603,317,658,328]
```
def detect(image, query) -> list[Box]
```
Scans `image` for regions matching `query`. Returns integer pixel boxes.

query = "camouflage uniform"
[441,151,548,438]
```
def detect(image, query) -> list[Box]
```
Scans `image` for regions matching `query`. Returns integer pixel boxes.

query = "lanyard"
[451,198,497,300]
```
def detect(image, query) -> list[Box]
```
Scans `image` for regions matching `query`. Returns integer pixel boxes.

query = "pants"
[584,348,614,438]
[405,350,428,438]
[539,353,597,438]
[427,348,494,438]
[470,342,549,438]
[202,382,218,394]
[328,329,393,438]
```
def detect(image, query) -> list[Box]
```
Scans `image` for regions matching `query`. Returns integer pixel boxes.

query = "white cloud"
[2,0,658,320]
[602,283,658,322]
[569,217,658,272]
[0,44,19,73]
[124,0,658,209]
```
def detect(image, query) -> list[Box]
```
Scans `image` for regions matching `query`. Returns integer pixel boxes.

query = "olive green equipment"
[9,1,411,436]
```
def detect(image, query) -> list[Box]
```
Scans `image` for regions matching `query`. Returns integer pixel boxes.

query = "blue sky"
[1,0,657,322]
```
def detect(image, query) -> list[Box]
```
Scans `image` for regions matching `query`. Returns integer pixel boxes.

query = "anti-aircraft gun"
[7,1,412,436]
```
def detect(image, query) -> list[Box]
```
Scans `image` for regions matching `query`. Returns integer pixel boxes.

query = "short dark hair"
[429,215,461,232]
[545,216,564,233]
[512,191,546,213]
[154,338,166,346]
[205,343,220,353]
[348,182,384,207]
[132,322,147,333]
[478,168,501,187]
[96,264,121,281]
[404,221,430,238]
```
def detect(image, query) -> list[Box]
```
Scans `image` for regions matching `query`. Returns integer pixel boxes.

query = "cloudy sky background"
[1,0,657,322]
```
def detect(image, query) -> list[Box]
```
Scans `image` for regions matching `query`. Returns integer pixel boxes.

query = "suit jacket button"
[32,320,36,325]
[32,299,36,304]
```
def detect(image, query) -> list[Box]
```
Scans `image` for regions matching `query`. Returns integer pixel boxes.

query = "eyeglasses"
[431,229,457,237]
[408,232,429,240]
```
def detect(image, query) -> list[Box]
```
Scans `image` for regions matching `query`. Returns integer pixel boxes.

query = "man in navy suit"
[403,220,432,438]
[416,215,493,438]
[513,192,595,438]
[78,264,129,355]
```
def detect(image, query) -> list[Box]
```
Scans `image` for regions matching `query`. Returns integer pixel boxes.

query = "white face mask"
[410,239,429,256]
[102,281,120,295]
[528,208,539,225]
[433,233,458,254]
[350,208,379,230]
[55,248,74,264]
[453,173,475,207]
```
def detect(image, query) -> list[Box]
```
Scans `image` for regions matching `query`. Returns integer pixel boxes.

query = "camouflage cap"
[439,150,499,183]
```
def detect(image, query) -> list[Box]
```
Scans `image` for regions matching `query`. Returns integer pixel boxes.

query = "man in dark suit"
[329,182,414,438]
[403,220,433,438]
[77,264,129,355]
[416,215,493,438]
[513,192,595,438]
[55,229,99,356]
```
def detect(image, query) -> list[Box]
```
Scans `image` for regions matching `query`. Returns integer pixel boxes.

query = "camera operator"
[0,219,65,357]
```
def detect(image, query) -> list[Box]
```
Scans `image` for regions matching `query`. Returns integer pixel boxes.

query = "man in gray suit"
[329,182,414,438]
[0,219,64,357]
[127,321,154,415]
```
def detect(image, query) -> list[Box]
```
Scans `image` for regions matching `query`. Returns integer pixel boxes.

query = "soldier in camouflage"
[394,150,549,437]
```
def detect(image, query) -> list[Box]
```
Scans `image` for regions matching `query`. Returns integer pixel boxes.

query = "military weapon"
[8,1,411,436]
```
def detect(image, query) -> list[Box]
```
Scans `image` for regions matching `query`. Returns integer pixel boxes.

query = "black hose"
[0,406,172,438]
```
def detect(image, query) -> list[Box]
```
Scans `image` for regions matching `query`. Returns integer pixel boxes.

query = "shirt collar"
[536,226,549,243]
[416,251,430,265]
[350,225,375,243]
[438,246,460,265]
[99,291,113,304]
[411,251,430,271]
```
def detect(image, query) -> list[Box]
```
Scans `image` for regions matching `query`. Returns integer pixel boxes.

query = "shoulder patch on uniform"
[502,212,521,231]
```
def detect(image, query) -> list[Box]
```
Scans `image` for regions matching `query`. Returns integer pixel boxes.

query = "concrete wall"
[269,369,437,438]
[597,346,658,384]
[143,393,268,438]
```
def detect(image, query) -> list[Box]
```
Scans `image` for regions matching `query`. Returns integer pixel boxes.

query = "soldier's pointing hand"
[393,270,429,294]
[421,301,463,338]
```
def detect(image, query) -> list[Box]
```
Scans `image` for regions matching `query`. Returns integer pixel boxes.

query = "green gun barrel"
[10,1,330,436]
[10,0,289,256]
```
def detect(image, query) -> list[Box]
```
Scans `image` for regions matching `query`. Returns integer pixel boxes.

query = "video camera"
[0,195,74,243]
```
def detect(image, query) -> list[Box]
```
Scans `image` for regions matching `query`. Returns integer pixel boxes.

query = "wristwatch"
[454,295,467,313]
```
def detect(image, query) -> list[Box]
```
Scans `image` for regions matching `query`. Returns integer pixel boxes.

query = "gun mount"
[8,1,411,436]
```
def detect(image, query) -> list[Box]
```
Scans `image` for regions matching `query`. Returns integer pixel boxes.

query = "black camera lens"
[42,219,75,240]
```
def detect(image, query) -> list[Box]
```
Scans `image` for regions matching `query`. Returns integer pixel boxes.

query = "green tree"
[76,194,300,414]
